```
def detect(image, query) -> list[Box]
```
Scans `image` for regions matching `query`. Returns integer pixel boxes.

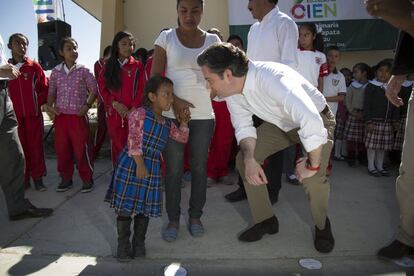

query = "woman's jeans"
[164,119,214,222]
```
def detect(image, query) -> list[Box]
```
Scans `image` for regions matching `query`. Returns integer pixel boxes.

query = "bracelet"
[305,159,320,171]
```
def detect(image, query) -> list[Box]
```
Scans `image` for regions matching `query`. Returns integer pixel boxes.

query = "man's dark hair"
[197,42,249,78]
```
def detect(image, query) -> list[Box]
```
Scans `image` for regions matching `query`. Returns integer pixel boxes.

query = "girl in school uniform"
[393,74,413,151]
[364,59,400,177]
[98,31,146,166]
[344,63,372,167]
[46,37,98,193]
[7,33,48,191]
[105,76,189,262]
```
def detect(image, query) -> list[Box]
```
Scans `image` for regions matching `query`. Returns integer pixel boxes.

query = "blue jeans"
[164,119,214,222]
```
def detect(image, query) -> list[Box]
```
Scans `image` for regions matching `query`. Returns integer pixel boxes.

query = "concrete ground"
[1,153,414,275]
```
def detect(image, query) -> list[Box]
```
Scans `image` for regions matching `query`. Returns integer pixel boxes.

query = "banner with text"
[33,0,63,23]
[228,0,398,51]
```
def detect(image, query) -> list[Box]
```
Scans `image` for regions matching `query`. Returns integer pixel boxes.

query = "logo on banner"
[33,0,63,23]
[291,0,337,20]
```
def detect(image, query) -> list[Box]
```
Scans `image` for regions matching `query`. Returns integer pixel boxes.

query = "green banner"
[230,20,398,52]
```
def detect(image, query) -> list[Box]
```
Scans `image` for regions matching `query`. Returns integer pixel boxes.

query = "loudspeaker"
[38,20,71,70]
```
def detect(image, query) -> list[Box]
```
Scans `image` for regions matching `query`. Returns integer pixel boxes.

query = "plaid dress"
[364,121,394,150]
[344,113,365,142]
[105,108,182,217]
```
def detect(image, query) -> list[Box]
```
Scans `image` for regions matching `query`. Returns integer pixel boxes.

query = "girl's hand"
[136,164,149,179]
[112,101,129,118]
[366,123,375,133]
[392,121,400,132]
[45,105,60,119]
[172,96,194,121]
[78,104,89,117]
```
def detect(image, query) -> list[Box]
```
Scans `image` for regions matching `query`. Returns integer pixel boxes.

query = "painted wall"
[124,0,229,50]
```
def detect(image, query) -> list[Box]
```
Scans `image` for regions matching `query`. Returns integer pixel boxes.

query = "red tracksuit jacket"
[8,58,48,117]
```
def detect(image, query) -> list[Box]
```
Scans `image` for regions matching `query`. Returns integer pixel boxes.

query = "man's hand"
[244,158,268,185]
[45,104,60,119]
[295,157,318,183]
[386,75,406,107]
[0,64,20,79]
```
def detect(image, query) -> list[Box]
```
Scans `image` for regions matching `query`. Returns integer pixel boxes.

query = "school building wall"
[73,0,395,70]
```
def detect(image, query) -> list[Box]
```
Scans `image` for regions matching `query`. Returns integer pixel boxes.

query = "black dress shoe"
[314,218,335,253]
[238,215,279,242]
[9,206,53,221]
[225,187,247,202]
[378,240,414,261]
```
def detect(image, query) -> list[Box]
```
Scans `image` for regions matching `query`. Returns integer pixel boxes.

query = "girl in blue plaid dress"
[105,76,189,261]
[363,59,400,177]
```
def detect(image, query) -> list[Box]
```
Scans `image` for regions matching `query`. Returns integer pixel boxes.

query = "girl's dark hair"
[299,23,324,52]
[104,31,134,91]
[8,33,29,45]
[133,47,148,64]
[373,58,393,73]
[142,76,174,107]
[353,62,374,80]
[59,37,77,51]
[227,34,244,48]
[268,0,278,4]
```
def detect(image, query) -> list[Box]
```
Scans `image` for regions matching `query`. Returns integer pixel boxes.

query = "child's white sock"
[367,149,376,171]
[375,150,385,171]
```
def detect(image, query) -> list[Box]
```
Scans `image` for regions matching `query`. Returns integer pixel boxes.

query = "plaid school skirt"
[364,121,394,150]
[393,116,406,151]
[334,113,346,140]
[105,148,163,217]
[344,114,365,143]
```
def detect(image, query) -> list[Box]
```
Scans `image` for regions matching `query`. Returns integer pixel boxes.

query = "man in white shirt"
[198,43,336,253]
[225,0,300,203]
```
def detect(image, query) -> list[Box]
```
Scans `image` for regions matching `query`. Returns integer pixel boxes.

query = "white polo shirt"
[247,6,298,68]
[296,49,328,87]
[323,71,347,115]
[225,61,328,152]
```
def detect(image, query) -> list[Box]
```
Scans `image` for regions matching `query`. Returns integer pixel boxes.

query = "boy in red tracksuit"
[98,31,145,166]
[7,33,48,191]
[93,45,111,160]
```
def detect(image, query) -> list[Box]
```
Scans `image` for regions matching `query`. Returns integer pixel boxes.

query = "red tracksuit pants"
[92,102,108,160]
[17,116,46,181]
[107,113,128,167]
[207,101,235,180]
[54,114,93,182]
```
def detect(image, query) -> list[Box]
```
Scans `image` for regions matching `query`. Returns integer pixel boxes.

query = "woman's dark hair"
[299,23,324,52]
[227,34,244,49]
[104,31,134,91]
[176,0,204,9]
[59,37,77,52]
[142,76,174,107]
[197,42,249,78]
[8,33,29,46]
[353,62,374,80]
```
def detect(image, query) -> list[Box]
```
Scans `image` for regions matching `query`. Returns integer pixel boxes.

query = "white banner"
[33,0,63,23]
[228,0,374,25]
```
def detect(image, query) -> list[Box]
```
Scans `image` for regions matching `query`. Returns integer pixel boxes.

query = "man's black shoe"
[9,205,53,221]
[238,215,279,242]
[225,187,247,202]
[314,218,335,253]
[378,240,414,261]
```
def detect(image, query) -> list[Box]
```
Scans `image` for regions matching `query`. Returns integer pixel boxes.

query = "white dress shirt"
[247,6,299,69]
[226,61,328,153]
